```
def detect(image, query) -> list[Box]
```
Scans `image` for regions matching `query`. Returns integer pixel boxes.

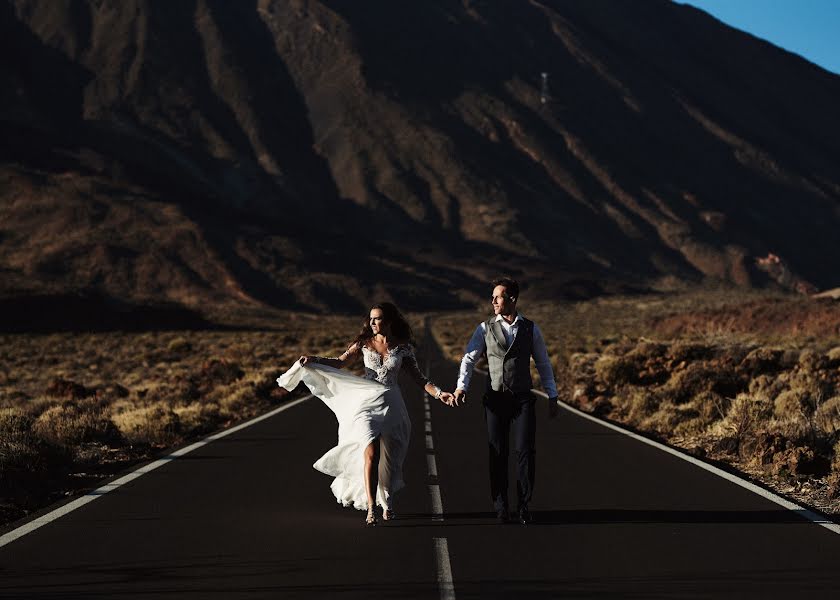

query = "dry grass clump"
[0,410,63,479]
[815,396,840,435]
[0,409,72,522]
[173,402,223,436]
[111,404,181,446]
[32,399,121,447]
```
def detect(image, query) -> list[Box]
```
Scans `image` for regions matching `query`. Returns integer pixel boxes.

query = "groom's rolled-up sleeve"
[457,323,486,392]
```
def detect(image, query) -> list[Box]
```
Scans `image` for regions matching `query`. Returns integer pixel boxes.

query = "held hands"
[437,390,456,406]
[299,356,315,366]
[453,389,466,406]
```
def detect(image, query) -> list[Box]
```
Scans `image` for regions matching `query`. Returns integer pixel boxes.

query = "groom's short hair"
[491,277,519,301]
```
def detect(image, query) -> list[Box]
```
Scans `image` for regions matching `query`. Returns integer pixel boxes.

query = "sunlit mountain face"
[2,0,839,319]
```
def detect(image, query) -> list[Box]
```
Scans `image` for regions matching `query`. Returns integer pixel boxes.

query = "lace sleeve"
[312,342,359,368]
[400,346,431,388]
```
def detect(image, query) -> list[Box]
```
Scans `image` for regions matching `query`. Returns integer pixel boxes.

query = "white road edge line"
[429,484,444,520]
[0,394,314,549]
[536,386,840,536]
[425,361,454,599]
[434,537,456,600]
[427,454,439,477]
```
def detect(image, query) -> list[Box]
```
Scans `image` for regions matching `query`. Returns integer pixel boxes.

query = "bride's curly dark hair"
[353,302,415,348]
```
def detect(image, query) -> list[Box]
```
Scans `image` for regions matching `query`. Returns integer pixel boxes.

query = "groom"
[453,277,559,525]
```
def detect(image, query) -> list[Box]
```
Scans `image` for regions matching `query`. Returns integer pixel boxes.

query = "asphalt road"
[2,327,840,599]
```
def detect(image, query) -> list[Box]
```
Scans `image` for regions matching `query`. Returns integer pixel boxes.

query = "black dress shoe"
[517,507,532,525]
[496,508,510,523]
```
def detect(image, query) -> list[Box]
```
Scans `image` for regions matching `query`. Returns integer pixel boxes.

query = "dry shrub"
[774,390,811,419]
[740,431,790,466]
[112,404,180,446]
[798,349,828,373]
[32,399,121,446]
[95,383,130,401]
[594,355,636,387]
[785,371,831,416]
[0,409,70,482]
[569,352,598,378]
[166,337,192,354]
[647,402,699,436]
[666,341,714,363]
[739,347,785,376]
[217,385,259,418]
[691,390,730,425]
[0,411,39,476]
[21,395,62,418]
[662,363,709,404]
[629,341,667,359]
[173,402,222,436]
[253,369,291,405]
[662,362,742,404]
[747,374,786,402]
[833,440,840,474]
[769,445,830,477]
[829,441,840,499]
[715,393,773,448]
[814,396,840,435]
[626,388,660,425]
[188,358,245,397]
[827,347,840,367]
[45,378,94,400]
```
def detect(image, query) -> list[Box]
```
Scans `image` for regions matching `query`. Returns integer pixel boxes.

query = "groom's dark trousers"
[483,388,536,512]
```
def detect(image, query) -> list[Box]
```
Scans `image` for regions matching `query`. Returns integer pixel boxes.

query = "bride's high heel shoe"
[382,508,395,521]
[365,507,378,527]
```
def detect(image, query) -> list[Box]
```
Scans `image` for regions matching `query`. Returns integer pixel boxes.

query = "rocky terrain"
[2,0,840,320]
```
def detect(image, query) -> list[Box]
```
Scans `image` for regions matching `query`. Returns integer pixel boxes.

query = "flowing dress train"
[276,344,429,511]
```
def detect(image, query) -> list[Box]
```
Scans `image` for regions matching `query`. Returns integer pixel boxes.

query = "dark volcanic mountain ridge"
[2,0,839,321]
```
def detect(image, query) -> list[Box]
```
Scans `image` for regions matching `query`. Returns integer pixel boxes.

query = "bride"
[277,302,455,526]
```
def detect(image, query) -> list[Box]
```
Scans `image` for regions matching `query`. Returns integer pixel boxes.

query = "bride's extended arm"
[402,348,456,406]
[300,343,360,369]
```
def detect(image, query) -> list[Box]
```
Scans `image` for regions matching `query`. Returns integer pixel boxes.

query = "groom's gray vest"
[484,316,534,394]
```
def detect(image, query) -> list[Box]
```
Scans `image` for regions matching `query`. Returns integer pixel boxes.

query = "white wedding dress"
[276,344,429,511]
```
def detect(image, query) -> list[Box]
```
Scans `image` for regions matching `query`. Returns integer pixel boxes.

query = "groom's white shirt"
[456,313,558,397]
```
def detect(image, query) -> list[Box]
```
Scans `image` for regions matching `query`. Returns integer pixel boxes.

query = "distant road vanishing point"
[2,328,840,599]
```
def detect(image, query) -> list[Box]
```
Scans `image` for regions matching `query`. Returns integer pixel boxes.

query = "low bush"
[714,393,773,452]
[32,399,121,447]
[593,355,637,387]
[173,402,223,436]
[625,388,660,425]
[0,409,71,490]
[814,396,840,436]
[112,404,181,446]
[739,347,785,376]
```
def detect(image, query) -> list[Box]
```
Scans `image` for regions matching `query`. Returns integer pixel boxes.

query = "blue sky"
[681,0,840,75]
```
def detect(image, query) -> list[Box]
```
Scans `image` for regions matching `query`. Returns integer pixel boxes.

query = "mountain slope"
[2,0,839,318]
